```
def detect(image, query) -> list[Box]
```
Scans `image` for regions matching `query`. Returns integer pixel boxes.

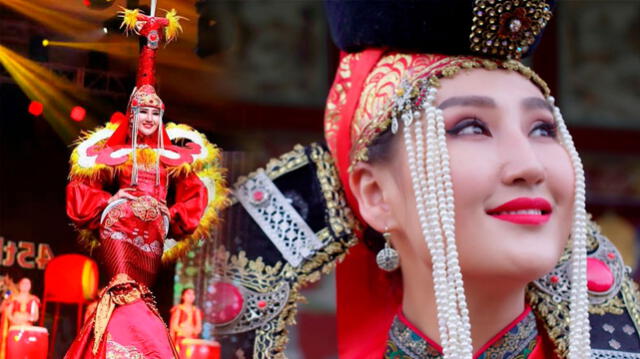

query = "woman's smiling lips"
[486,197,552,225]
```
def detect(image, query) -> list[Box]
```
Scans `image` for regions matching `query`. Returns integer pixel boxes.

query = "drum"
[179,338,221,359]
[6,325,48,359]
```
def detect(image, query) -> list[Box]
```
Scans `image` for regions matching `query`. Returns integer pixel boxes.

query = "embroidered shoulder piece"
[384,311,538,359]
[210,143,357,358]
[161,125,229,262]
[529,220,640,358]
[69,122,219,181]
[68,122,229,262]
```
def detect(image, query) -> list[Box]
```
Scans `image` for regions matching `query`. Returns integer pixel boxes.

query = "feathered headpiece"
[104,7,186,185]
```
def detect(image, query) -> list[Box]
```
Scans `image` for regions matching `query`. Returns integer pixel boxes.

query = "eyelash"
[445,118,558,138]
[446,118,490,136]
[530,121,558,138]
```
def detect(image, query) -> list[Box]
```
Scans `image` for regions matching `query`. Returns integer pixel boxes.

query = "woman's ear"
[349,162,395,233]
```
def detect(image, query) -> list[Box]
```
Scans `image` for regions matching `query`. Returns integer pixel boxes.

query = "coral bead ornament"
[586,258,614,293]
[209,282,244,325]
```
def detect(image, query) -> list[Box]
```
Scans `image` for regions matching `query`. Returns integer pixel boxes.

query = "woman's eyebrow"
[438,96,496,110]
[522,97,553,112]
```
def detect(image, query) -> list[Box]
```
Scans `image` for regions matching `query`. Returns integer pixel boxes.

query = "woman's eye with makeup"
[530,121,557,138]
[446,118,491,137]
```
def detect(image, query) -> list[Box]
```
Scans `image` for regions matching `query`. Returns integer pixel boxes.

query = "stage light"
[0,0,99,39]
[28,101,43,116]
[102,27,108,34]
[0,44,96,142]
[42,39,49,47]
[110,111,126,123]
[43,40,137,59]
[70,106,86,122]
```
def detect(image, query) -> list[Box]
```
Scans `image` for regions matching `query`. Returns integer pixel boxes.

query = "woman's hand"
[108,188,137,203]
[159,203,171,219]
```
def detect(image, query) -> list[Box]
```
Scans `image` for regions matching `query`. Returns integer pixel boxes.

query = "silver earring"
[376,231,400,272]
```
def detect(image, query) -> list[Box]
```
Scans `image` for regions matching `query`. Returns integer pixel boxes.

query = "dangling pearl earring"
[376,229,400,271]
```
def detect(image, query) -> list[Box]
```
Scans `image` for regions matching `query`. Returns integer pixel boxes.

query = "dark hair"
[361,126,399,252]
[365,128,396,165]
[180,288,194,303]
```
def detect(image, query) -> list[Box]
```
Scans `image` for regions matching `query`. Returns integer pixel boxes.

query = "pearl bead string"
[400,86,473,359]
[424,104,460,357]
[549,96,591,359]
[403,110,452,354]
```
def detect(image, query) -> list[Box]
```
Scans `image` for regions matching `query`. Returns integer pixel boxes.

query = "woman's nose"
[499,133,546,186]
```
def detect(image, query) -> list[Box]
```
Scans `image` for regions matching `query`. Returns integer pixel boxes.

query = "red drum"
[6,325,49,359]
[179,339,221,359]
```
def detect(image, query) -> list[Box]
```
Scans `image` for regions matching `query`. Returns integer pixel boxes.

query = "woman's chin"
[462,246,562,285]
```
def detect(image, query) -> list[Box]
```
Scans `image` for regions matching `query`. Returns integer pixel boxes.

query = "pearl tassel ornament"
[400,85,473,359]
[434,105,473,357]
[548,96,591,359]
[403,111,451,355]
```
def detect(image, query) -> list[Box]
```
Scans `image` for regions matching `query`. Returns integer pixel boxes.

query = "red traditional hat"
[105,8,184,148]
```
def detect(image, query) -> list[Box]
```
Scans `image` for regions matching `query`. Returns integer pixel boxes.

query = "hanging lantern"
[43,254,98,303]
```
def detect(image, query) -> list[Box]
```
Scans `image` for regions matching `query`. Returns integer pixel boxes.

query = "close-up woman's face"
[378,69,575,283]
[135,107,161,137]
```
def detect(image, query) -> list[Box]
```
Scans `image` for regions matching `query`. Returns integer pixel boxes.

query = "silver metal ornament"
[376,233,400,272]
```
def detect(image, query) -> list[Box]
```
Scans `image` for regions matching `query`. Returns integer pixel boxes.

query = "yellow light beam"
[46,40,138,59]
[44,39,218,73]
[0,44,98,142]
[0,0,101,39]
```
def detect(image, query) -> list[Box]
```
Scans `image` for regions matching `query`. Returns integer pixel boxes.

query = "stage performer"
[321,1,640,358]
[64,5,227,359]
[3,278,39,327]
[0,277,39,359]
[170,288,202,352]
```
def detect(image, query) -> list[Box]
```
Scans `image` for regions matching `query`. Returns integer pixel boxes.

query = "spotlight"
[28,101,43,116]
[102,27,108,34]
[42,39,49,47]
[70,106,86,122]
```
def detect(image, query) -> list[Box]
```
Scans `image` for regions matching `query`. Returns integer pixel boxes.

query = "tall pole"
[150,0,157,17]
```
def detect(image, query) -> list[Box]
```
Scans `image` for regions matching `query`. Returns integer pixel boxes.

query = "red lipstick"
[486,197,552,225]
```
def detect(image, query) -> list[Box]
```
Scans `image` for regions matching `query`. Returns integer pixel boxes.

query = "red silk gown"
[65,156,208,359]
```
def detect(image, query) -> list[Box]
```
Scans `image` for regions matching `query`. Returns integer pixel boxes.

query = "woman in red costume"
[170,288,202,352]
[3,278,39,327]
[321,1,640,358]
[64,6,227,359]
[0,278,40,359]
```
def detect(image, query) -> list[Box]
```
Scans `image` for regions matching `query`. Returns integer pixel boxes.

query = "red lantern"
[70,106,86,122]
[40,254,98,348]
[28,101,43,116]
[43,254,98,303]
